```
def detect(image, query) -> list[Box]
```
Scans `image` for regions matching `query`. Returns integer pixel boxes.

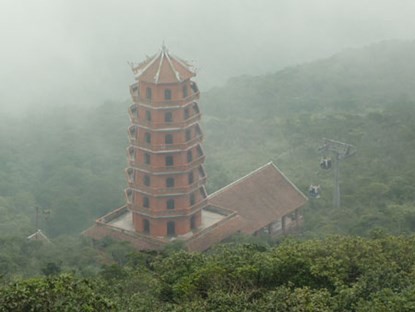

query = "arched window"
[187,150,193,163]
[128,146,135,159]
[144,153,151,165]
[166,199,175,210]
[145,132,151,144]
[184,108,190,120]
[143,175,150,186]
[130,104,138,118]
[200,187,207,198]
[166,177,175,188]
[126,189,133,203]
[190,81,199,93]
[188,172,194,184]
[165,155,174,166]
[197,145,203,156]
[143,219,150,233]
[128,125,137,139]
[165,134,173,144]
[146,87,152,100]
[198,166,206,178]
[183,85,188,98]
[143,197,149,208]
[165,112,173,122]
[164,89,172,100]
[190,193,196,206]
[192,102,200,114]
[127,168,134,183]
[185,129,191,141]
[146,111,152,121]
[190,215,196,230]
[167,221,175,236]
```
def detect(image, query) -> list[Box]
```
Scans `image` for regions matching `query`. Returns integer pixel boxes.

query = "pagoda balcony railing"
[127,199,207,218]
[131,92,200,107]
[130,113,201,129]
[132,134,203,151]
[129,155,205,172]
[128,179,206,195]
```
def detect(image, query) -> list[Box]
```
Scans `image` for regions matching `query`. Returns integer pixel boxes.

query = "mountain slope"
[203,40,415,117]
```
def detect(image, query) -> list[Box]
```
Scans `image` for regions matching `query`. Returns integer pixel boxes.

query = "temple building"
[84,46,307,251]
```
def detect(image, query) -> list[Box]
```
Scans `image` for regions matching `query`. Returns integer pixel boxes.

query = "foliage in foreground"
[2,235,415,311]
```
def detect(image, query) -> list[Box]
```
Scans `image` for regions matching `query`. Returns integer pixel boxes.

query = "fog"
[1,0,415,114]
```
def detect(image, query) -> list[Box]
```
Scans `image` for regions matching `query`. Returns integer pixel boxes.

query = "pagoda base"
[83,205,243,252]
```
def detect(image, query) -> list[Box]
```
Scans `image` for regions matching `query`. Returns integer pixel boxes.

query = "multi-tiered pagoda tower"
[84,46,307,251]
[125,45,207,237]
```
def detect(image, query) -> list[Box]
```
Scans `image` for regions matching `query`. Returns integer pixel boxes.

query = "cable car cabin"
[309,185,321,198]
[320,158,332,170]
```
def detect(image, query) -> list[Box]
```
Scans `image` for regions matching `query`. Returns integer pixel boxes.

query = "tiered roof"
[131,45,195,84]
[208,162,308,234]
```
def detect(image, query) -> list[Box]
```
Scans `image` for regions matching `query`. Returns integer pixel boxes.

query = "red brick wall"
[133,211,201,236]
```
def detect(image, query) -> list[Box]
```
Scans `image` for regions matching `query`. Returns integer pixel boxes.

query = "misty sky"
[1,0,415,114]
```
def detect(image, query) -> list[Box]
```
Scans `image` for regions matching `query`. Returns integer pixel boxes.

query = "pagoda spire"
[126,47,206,237]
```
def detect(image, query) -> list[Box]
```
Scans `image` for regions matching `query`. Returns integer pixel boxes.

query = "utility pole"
[319,138,356,209]
[35,206,40,230]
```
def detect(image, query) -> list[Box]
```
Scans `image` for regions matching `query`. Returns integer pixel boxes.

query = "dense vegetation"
[1,39,415,309]
[2,236,415,311]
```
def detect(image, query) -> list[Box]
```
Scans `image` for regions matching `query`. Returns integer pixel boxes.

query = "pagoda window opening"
[197,145,203,157]
[198,166,205,178]
[166,177,175,188]
[128,146,136,161]
[144,153,151,165]
[165,134,173,144]
[128,126,137,139]
[146,87,152,100]
[143,197,150,208]
[165,155,174,167]
[183,85,188,98]
[185,129,192,141]
[190,81,199,93]
[188,172,194,184]
[166,199,175,210]
[164,89,172,100]
[189,193,196,206]
[187,150,193,163]
[126,189,134,203]
[145,133,151,144]
[196,124,202,136]
[146,111,152,122]
[167,221,175,236]
[130,104,138,118]
[200,187,207,198]
[127,168,135,183]
[190,215,196,230]
[184,108,190,120]
[165,112,173,122]
[143,219,150,233]
[192,102,200,114]
[144,175,150,186]
[146,87,153,100]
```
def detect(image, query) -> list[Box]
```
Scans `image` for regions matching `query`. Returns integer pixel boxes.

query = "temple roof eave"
[131,46,196,84]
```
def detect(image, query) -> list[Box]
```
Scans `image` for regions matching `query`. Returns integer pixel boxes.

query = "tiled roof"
[131,45,195,84]
[208,162,308,234]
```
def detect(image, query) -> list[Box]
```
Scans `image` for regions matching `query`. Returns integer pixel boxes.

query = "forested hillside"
[1,40,415,309]
[2,236,415,311]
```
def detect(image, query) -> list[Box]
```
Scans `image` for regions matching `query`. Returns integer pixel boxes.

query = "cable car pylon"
[318,138,356,209]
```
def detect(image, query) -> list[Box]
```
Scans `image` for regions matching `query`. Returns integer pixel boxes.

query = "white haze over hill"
[1,0,415,114]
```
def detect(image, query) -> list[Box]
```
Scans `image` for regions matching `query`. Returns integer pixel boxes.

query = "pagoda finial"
[161,41,168,53]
